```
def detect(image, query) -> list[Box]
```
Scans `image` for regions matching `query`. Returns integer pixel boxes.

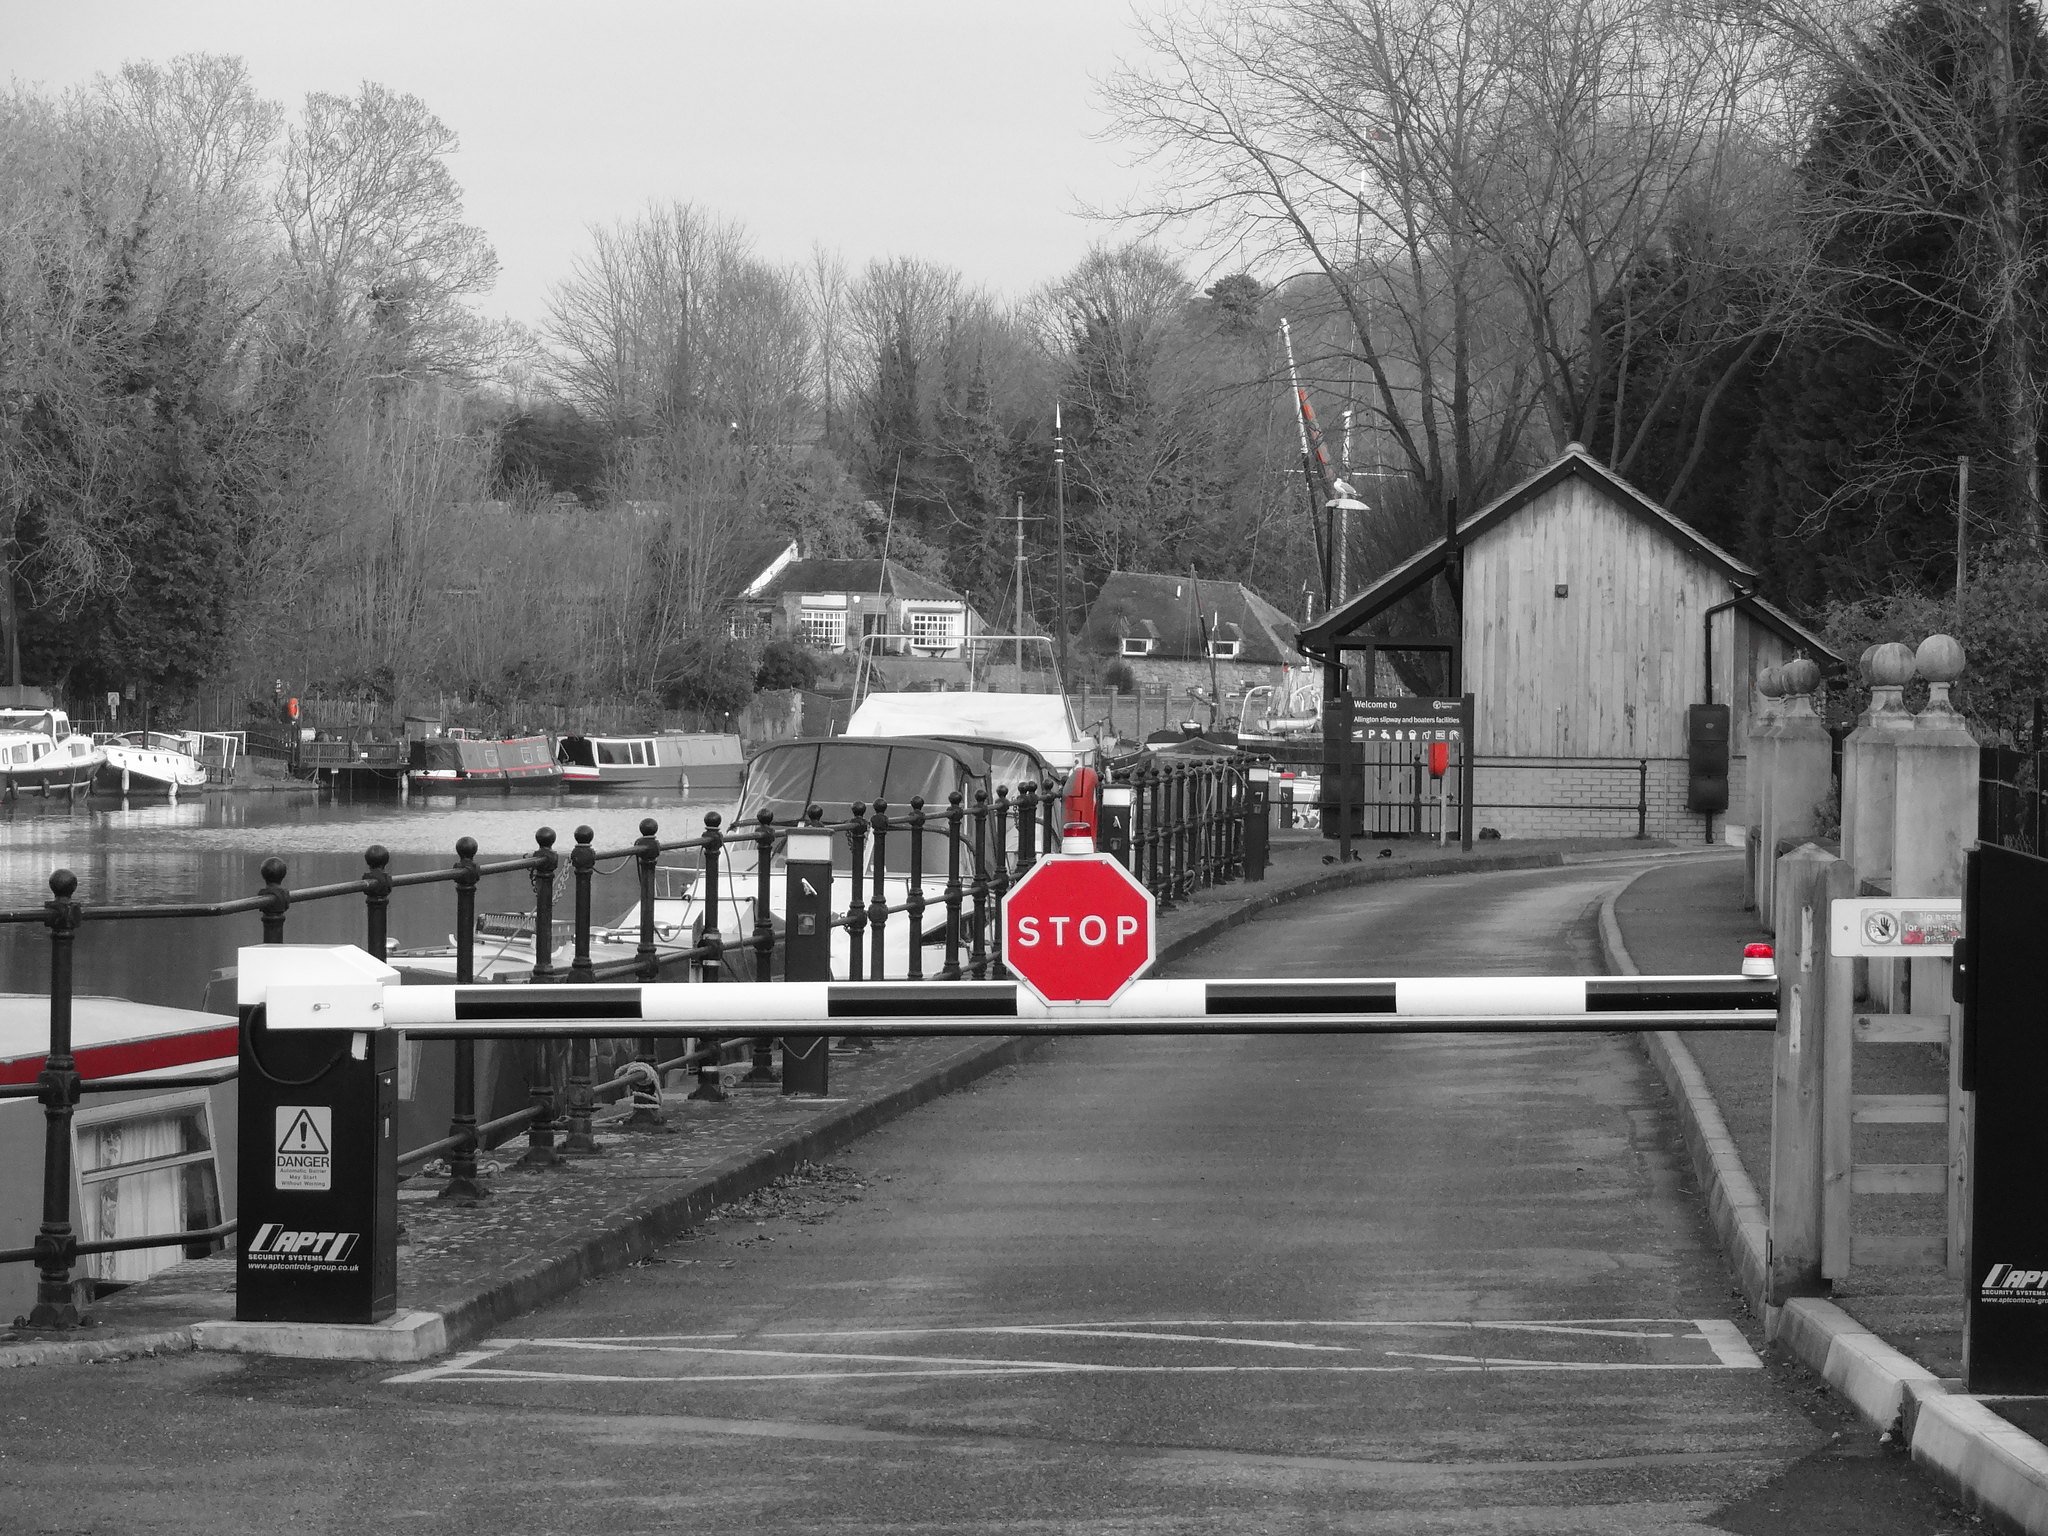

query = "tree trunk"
[1986,0,2040,544]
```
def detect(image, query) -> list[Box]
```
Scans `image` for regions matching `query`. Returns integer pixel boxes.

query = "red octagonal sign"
[1001,853,1156,1005]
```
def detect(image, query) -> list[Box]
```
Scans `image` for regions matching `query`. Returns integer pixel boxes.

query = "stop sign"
[1001,853,1156,1005]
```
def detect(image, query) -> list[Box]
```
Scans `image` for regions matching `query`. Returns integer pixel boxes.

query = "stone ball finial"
[1857,644,1878,684]
[1917,633,1965,683]
[1781,656,1821,695]
[1868,641,1917,688]
[1757,665,1786,699]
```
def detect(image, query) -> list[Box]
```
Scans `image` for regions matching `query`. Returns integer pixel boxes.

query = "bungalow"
[730,547,988,687]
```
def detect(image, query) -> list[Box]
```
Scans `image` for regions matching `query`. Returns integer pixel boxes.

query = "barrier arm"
[332,973,1780,1038]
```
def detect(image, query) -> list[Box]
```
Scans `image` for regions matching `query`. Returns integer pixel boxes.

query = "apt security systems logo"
[246,1225,359,1264]
[1981,1264,2048,1303]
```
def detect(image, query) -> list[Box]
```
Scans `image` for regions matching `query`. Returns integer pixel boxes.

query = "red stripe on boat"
[0,1025,239,1085]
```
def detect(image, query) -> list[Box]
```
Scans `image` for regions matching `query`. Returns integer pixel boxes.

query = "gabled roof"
[751,557,966,605]
[1297,445,1845,665]
[1081,572,1302,665]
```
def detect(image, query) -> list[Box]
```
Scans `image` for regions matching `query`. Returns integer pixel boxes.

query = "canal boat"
[555,732,745,793]
[0,708,104,798]
[94,732,210,797]
[408,732,562,793]
[0,995,236,1317]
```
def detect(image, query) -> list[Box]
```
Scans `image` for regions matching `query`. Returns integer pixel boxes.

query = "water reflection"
[0,787,739,1011]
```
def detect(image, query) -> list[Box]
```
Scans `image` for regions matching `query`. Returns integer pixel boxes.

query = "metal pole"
[627,818,665,1126]
[691,812,730,1097]
[522,827,561,1168]
[364,845,390,962]
[440,837,488,1200]
[969,791,990,980]
[905,797,928,982]
[259,856,290,944]
[1957,454,1971,617]
[27,870,84,1329]
[940,792,965,982]
[562,826,600,1154]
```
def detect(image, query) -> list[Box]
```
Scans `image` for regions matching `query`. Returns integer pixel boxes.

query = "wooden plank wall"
[1462,478,1789,760]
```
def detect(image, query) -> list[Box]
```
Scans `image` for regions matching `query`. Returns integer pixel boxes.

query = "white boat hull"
[97,745,209,796]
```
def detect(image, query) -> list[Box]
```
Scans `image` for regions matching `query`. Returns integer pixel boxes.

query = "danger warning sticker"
[275,1105,333,1191]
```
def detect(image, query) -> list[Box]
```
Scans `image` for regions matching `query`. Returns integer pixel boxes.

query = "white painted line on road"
[1691,1319,1764,1369]
[1384,1351,1756,1371]
[383,1345,515,1383]
[759,1325,1357,1352]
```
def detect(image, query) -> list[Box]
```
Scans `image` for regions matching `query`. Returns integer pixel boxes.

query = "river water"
[0,787,740,1015]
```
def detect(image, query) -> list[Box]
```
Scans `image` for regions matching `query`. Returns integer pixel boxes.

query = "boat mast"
[1054,402,1069,695]
[1012,493,1028,678]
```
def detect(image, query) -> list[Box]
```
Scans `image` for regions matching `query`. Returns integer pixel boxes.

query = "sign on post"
[1829,898,1963,957]
[1000,853,1156,1005]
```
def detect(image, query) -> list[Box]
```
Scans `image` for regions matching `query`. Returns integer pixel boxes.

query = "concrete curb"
[1600,870,2048,1535]
[1,845,1578,1370]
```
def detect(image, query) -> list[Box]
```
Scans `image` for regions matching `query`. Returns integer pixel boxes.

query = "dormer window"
[1207,620,1244,660]
[1119,618,1161,657]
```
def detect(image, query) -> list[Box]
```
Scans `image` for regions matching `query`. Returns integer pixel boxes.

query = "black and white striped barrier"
[264,973,1778,1037]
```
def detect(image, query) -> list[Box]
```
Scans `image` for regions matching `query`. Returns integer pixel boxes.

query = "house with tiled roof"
[1080,572,1313,714]
[729,547,989,685]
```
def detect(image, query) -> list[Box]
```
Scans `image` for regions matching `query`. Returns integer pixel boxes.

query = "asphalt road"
[0,858,1976,1534]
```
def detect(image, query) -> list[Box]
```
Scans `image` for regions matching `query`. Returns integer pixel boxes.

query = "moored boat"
[0,708,103,798]
[408,732,562,792]
[94,732,210,797]
[556,731,744,793]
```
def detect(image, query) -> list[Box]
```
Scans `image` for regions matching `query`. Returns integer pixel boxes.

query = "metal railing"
[1,754,1264,1328]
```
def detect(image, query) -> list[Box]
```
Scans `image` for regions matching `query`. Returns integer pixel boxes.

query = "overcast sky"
[4,0,1161,327]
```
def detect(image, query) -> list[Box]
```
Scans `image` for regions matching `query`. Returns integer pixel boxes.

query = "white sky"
[4,0,1161,327]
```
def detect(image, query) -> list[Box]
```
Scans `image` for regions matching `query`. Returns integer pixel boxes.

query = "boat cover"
[846,694,1086,769]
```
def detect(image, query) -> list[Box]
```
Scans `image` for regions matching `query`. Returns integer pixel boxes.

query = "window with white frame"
[1121,636,1156,657]
[74,1091,224,1286]
[798,606,846,651]
[906,607,961,650]
[1207,638,1241,659]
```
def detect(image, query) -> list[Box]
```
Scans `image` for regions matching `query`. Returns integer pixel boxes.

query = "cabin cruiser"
[95,731,209,797]
[0,708,103,797]
[386,866,703,982]
[556,732,745,793]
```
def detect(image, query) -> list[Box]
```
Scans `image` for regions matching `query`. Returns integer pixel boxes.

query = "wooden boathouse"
[1297,445,1844,841]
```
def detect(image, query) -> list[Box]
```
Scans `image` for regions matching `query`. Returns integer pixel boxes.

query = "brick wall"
[1468,756,1711,841]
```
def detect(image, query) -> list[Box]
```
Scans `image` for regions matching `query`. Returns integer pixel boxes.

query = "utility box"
[1687,704,1731,814]
[235,946,401,1325]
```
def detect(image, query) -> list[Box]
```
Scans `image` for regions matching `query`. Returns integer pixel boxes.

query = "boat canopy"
[844,693,1088,770]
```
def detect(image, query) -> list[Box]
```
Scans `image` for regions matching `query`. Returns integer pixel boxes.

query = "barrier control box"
[235,946,401,1325]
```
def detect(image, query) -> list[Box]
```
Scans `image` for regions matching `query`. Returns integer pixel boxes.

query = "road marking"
[1692,1318,1765,1368]
[383,1345,516,1384]
[385,1316,1765,1388]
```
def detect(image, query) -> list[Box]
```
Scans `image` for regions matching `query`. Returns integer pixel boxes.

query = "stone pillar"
[1892,634,1977,996]
[1761,657,1834,930]
[1840,641,1918,883]
[1747,666,1785,914]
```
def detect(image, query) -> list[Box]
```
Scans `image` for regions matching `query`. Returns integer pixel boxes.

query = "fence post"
[259,857,290,943]
[364,845,391,961]
[939,792,964,981]
[1767,844,1852,1306]
[969,790,990,980]
[989,789,1012,978]
[1016,782,1038,876]
[440,837,488,1200]
[627,818,667,1126]
[745,809,779,1083]
[690,812,730,1099]
[562,826,601,1154]
[844,803,868,984]
[868,801,892,982]
[27,870,85,1329]
[781,808,833,1095]
[905,797,927,982]
[1244,766,1269,881]
[522,828,561,1168]
[1637,758,1649,840]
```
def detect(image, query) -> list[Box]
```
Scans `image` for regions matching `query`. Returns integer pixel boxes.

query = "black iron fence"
[1980,746,2044,855]
[1,751,1258,1327]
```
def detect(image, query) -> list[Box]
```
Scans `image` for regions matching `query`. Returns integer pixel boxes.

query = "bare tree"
[1104,0,1777,518]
